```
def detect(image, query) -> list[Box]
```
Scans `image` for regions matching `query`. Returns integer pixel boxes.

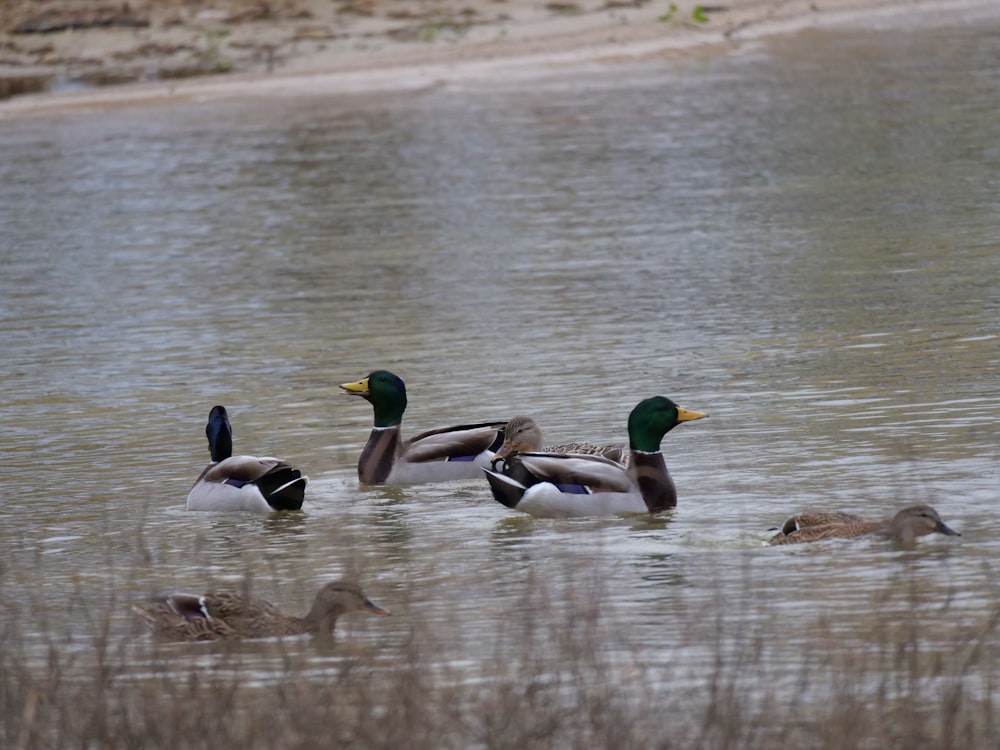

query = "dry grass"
[2,560,999,750]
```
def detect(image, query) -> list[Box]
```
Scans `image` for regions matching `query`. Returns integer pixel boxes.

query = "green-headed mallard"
[483,396,707,518]
[765,504,960,546]
[339,370,507,485]
[494,415,629,465]
[131,580,390,641]
[186,405,308,513]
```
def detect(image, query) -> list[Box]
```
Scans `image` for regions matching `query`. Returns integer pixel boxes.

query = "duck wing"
[201,456,307,511]
[402,421,507,463]
[547,441,629,466]
[499,452,635,494]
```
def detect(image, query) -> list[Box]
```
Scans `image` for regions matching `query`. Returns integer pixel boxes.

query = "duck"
[769,509,864,537]
[494,415,629,465]
[339,370,507,485]
[131,580,390,642]
[764,504,960,546]
[482,396,707,518]
[186,405,308,512]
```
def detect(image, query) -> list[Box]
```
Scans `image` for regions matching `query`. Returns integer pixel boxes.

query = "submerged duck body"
[131,580,390,642]
[340,370,507,485]
[483,396,707,518]
[765,504,960,546]
[186,405,308,513]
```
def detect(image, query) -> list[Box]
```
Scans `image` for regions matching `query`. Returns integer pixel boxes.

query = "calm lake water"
[1,1,998,732]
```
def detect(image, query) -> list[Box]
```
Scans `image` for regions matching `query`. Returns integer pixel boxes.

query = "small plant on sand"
[658,3,712,24]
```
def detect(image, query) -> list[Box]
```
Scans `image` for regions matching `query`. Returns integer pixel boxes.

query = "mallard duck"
[765,504,960,546]
[770,509,864,536]
[494,415,629,465]
[340,370,507,485]
[132,580,390,641]
[186,405,308,512]
[483,396,707,518]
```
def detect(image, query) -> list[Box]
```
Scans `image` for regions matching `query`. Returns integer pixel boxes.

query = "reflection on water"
[1,4,999,720]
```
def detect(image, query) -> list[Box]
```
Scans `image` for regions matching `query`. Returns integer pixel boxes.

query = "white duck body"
[186,406,308,513]
[186,455,307,513]
[484,450,668,518]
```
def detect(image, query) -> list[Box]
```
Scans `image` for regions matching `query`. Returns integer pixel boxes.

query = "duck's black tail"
[259,465,308,511]
[483,468,526,509]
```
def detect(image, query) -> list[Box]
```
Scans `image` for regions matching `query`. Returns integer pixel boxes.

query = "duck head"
[304,580,391,633]
[627,396,707,452]
[891,504,960,543]
[340,370,408,428]
[206,405,233,462]
[494,415,543,460]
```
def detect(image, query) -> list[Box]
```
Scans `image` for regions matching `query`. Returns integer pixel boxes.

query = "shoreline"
[0,0,993,118]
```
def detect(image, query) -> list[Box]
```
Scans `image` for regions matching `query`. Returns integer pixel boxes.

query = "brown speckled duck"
[132,580,390,641]
[765,504,960,547]
[493,415,629,466]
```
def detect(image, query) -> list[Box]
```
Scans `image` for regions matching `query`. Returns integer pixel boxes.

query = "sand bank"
[0,0,988,117]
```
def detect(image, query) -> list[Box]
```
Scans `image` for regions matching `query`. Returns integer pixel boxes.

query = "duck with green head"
[483,395,707,518]
[340,370,508,485]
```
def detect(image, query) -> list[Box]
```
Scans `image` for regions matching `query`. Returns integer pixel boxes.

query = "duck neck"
[300,605,344,635]
[359,426,402,484]
[629,450,676,512]
[885,516,920,544]
[627,413,668,453]
[207,419,233,463]
[369,391,406,429]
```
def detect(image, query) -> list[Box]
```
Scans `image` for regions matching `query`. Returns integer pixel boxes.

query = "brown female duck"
[132,580,390,641]
[765,504,960,546]
[493,415,629,465]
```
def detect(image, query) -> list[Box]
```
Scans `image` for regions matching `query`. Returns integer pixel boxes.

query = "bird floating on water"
[340,370,507,485]
[132,580,390,641]
[493,415,629,466]
[764,504,960,546]
[483,396,707,518]
[186,405,308,512]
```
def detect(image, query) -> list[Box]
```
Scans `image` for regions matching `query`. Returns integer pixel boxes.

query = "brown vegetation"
[3,561,998,749]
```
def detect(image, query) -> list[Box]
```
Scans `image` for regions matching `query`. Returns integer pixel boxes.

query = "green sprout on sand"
[657,4,711,24]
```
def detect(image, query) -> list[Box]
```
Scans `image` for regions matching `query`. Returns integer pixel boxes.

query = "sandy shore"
[0,0,981,116]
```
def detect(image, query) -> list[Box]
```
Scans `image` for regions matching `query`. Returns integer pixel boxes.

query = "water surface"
[1,4,998,731]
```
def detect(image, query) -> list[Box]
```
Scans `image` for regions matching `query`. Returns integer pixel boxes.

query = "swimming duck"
[132,580,390,642]
[770,509,864,536]
[340,370,507,485]
[494,415,629,465]
[765,504,960,546]
[186,405,308,512]
[483,396,707,518]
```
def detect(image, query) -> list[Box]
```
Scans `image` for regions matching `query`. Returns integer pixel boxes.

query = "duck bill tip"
[677,408,708,422]
[365,600,391,616]
[339,379,369,396]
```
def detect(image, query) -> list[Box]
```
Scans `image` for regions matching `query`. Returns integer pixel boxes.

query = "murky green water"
[1,3,998,725]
